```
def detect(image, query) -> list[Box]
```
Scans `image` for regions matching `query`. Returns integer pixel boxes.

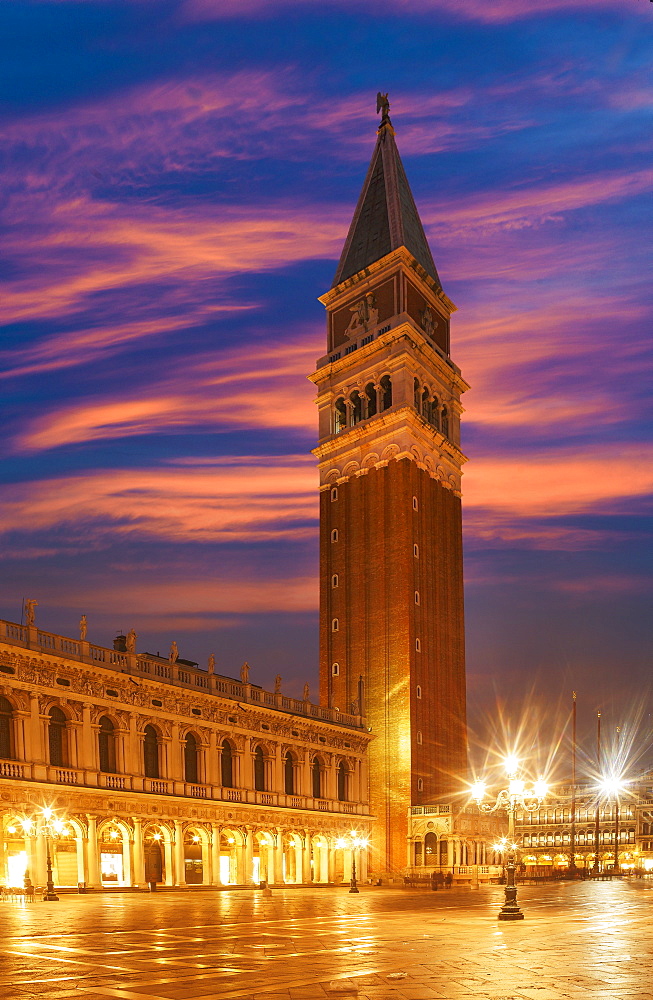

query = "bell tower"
[309,98,469,875]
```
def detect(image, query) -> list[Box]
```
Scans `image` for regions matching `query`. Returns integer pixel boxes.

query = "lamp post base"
[498,861,524,920]
[43,890,60,901]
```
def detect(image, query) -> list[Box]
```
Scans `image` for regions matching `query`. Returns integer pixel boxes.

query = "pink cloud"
[425,168,653,236]
[464,444,653,517]
[181,0,635,25]
[0,456,318,545]
[14,335,321,452]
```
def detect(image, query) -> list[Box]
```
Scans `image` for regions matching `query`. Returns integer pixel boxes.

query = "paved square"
[2,881,653,1000]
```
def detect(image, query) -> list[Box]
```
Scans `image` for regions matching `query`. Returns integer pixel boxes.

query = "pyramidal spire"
[332,93,441,289]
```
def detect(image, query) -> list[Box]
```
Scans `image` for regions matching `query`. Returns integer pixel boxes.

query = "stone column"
[447,839,455,869]
[29,693,42,762]
[86,815,100,887]
[81,703,96,778]
[211,823,221,885]
[244,826,253,884]
[207,732,219,788]
[132,817,145,886]
[302,831,311,884]
[173,819,185,886]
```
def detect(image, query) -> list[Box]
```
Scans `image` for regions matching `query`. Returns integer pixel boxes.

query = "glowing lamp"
[7,826,16,834]
[509,778,525,796]
[503,755,520,778]
[471,780,487,802]
[533,778,548,799]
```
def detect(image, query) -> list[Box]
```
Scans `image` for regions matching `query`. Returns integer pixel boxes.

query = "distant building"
[514,779,653,873]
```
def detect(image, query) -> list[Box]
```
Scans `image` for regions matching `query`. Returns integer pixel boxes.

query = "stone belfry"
[309,96,468,875]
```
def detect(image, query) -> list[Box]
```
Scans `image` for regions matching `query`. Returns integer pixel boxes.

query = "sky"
[1,0,652,772]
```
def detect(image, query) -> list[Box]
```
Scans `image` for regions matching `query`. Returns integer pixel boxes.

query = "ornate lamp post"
[471,756,548,921]
[335,831,369,893]
[40,807,69,901]
[599,775,626,875]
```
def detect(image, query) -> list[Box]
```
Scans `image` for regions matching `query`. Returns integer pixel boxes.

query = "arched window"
[332,618,339,632]
[417,731,423,745]
[337,760,348,801]
[331,529,338,543]
[98,716,116,774]
[184,732,198,784]
[380,374,392,411]
[0,697,14,760]
[412,496,418,511]
[415,638,421,652]
[350,390,363,425]
[431,398,441,432]
[331,486,338,501]
[48,706,68,767]
[332,662,340,676]
[143,725,159,778]
[413,377,421,412]
[365,382,377,418]
[416,685,422,698]
[334,398,347,434]
[424,832,437,865]
[413,543,419,558]
[441,405,449,438]
[414,591,420,605]
[421,387,431,423]
[417,777,423,791]
[285,752,295,795]
[221,740,234,787]
[311,756,322,799]
[254,745,265,791]
[331,574,339,589]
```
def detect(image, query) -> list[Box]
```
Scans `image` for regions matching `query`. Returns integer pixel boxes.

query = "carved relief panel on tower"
[329,276,396,350]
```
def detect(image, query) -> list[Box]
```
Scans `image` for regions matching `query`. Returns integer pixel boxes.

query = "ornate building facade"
[310,100,468,873]
[0,620,371,889]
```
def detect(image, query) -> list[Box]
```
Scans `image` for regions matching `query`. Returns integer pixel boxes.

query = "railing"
[188,784,207,798]
[411,805,451,816]
[146,778,170,794]
[54,768,78,784]
[0,761,24,779]
[225,788,242,802]
[100,774,127,790]
[0,617,367,731]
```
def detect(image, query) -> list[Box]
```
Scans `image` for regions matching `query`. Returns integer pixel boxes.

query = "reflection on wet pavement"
[2,880,653,1000]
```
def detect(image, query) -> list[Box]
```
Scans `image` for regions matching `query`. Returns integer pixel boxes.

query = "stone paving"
[2,880,653,1000]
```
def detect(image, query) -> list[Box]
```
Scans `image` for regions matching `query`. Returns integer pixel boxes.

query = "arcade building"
[0,100,497,890]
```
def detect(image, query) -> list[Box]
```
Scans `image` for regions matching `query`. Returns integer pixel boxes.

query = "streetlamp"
[335,831,369,893]
[471,756,548,921]
[599,775,626,876]
[40,807,69,901]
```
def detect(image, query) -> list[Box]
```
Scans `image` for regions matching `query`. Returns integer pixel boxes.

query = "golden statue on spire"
[376,92,390,118]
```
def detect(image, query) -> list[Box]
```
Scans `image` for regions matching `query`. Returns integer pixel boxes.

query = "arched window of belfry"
[380,375,392,411]
[350,390,363,425]
[334,398,347,434]
[441,405,449,438]
[413,378,421,411]
[365,382,377,418]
